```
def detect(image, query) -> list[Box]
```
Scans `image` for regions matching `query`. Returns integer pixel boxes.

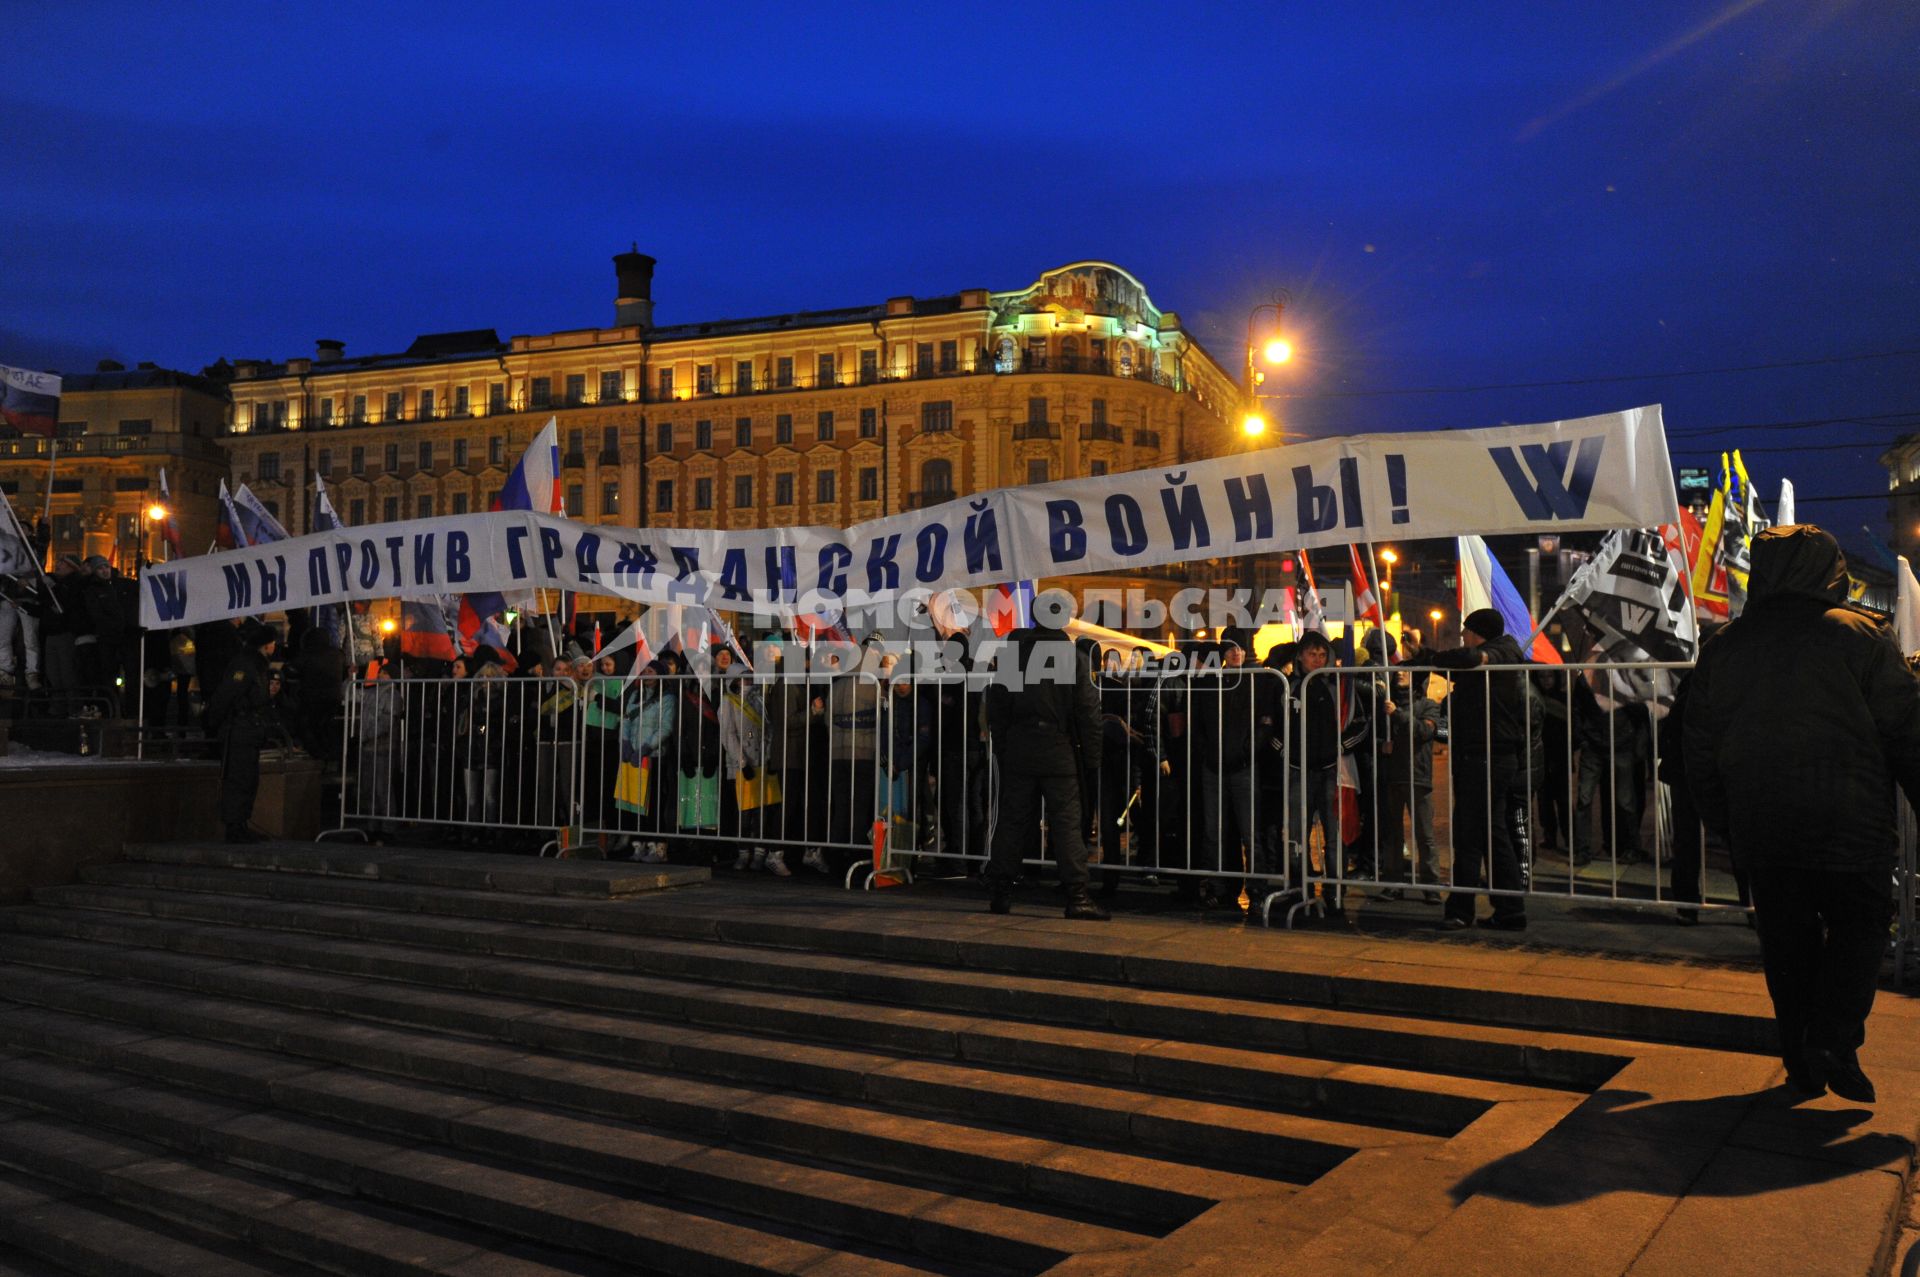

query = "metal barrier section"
[1898,797,1918,988]
[873,660,1292,901]
[1290,660,1740,925]
[575,669,886,870]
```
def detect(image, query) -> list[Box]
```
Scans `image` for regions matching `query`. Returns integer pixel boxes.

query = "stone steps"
[58,866,1642,1088]
[7,890,1573,1135]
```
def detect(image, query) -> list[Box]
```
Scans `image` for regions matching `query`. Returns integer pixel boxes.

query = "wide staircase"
[0,843,1908,1276]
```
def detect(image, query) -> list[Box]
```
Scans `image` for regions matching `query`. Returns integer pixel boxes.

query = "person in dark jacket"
[1379,667,1442,896]
[983,589,1106,919]
[1684,525,1920,1102]
[1429,608,1529,930]
[291,626,347,764]
[1293,632,1344,877]
[206,622,280,843]
[1186,630,1279,906]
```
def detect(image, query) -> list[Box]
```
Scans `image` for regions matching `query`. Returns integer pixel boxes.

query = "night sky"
[5,2,1916,555]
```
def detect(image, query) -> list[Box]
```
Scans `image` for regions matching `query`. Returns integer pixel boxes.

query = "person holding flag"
[1426,608,1531,931]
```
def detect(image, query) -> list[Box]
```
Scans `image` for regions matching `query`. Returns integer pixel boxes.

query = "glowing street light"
[144,503,168,522]
[1240,412,1269,439]
[379,618,399,635]
[1263,337,1294,365]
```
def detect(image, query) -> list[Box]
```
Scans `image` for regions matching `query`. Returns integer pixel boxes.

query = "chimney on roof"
[614,247,656,329]
[315,339,345,363]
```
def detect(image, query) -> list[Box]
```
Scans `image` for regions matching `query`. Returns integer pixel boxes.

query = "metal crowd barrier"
[1288,660,1743,926]
[868,660,1293,902]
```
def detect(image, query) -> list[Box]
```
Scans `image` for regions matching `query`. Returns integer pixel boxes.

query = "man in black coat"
[984,589,1107,920]
[207,622,281,843]
[1684,525,1920,1103]
[1428,608,1530,930]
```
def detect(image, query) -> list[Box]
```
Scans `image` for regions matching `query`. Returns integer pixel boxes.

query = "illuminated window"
[602,482,619,516]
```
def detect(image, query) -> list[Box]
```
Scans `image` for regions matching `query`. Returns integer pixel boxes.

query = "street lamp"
[1243,293,1294,442]
[144,503,168,523]
[1240,412,1268,439]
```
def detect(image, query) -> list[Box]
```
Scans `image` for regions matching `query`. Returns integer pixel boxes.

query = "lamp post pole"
[1241,296,1291,442]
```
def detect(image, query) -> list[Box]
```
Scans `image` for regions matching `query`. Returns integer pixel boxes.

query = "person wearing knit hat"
[1428,604,1529,930]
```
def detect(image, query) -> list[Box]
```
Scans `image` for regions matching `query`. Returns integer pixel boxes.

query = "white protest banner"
[141,405,1678,630]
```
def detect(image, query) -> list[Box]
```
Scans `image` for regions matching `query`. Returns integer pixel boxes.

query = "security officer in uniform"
[984,589,1107,920]
[207,622,280,843]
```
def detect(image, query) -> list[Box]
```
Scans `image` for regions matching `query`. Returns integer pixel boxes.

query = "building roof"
[60,366,229,398]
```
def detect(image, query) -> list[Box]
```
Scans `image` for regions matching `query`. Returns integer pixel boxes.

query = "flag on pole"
[1457,535,1561,663]
[1553,528,1698,665]
[1296,551,1327,634]
[0,366,60,437]
[313,473,344,532]
[988,580,1036,638]
[1776,477,1796,529]
[232,483,290,544]
[1895,557,1920,658]
[215,479,247,550]
[493,418,563,515]
[156,468,183,558]
[0,486,36,577]
[399,597,461,661]
[1348,545,1382,625]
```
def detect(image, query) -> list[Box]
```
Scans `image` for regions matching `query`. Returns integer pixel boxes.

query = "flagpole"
[41,437,56,529]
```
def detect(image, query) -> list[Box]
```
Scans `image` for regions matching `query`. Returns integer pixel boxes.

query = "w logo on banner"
[1489,437,1605,521]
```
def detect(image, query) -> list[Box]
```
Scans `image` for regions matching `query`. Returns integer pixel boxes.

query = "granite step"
[103,848,1779,1054]
[120,841,709,899]
[0,958,1422,1181]
[0,1047,1150,1275]
[0,994,1267,1234]
[0,922,1568,1138]
[22,880,1636,1088]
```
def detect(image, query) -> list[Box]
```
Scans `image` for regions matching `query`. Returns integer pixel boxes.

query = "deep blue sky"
[5,2,1916,552]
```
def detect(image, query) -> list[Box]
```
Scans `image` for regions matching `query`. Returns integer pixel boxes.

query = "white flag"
[1777,478,1796,528]
[1554,528,1697,666]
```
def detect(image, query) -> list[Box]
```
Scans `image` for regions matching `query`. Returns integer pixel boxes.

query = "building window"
[488,383,505,414]
[859,349,878,383]
[565,374,586,406]
[417,495,433,519]
[384,443,399,471]
[776,414,793,444]
[696,419,713,450]
[655,421,673,454]
[655,479,674,513]
[602,482,619,516]
[258,454,280,481]
[858,467,879,501]
[816,410,835,441]
[565,484,584,517]
[454,385,470,416]
[775,473,794,505]
[735,360,753,394]
[920,458,953,500]
[453,438,468,469]
[1027,459,1049,485]
[916,343,933,375]
[860,407,877,438]
[922,401,953,433]
[419,389,435,420]
[733,474,753,508]
[939,340,957,372]
[566,428,584,463]
[602,424,619,460]
[317,448,332,476]
[816,469,836,504]
[1090,460,1108,477]
[488,436,503,466]
[418,441,433,470]
[696,364,714,394]
[530,377,552,409]
[817,353,836,387]
[695,478,713,510]
[600,371,622,403]
[349,499,365,524]
[1090,337,1107,365]
[452,492,469,515]
[485,489,500,508]
[775,356,793,388]
[351,446,365,475]
[1027,396,1047,424]
[385,392,402,421]
[735,417,752,447]
[383,496,399,522]
[117,418,153,436]
[657,368,674,400]
[1091,398,1107,425]
[352,394,367,424]
[318,398,333,425]
[1026,337,1046,369]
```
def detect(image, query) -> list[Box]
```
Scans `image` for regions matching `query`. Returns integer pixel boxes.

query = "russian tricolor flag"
[1457,535,1560,663]
[400,598,460,661]
[493,417,562,516]
[989,580,1035,637]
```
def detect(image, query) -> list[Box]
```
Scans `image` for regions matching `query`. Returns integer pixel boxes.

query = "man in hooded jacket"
[1684,525,1920,1102]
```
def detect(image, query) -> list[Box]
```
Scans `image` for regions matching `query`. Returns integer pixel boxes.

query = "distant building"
[1881,434,1920,566]
[0,364,231,565]
[217,254,1244,615]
